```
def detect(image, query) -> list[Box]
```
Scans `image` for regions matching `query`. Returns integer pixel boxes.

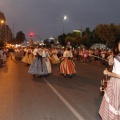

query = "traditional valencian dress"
[45,51,52,74]
[99,53,120,120]
[59,50,76,77]
[28,48,48,76]
[22,48,31,65]
[27,48,34,65]
[51,49,60,64]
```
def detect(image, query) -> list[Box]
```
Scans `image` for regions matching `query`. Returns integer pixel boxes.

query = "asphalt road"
[0,57,105,120]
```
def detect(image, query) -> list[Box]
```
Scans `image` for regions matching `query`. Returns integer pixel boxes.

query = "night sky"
[0,0,120,41]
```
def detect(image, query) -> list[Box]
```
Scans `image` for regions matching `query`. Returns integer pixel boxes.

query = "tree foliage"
[15,31,26,44]
[0,40,4,47]
[95,24,120,48]
[79,27,92,48]
[58,34,67,46]
[80,35,89,48]
[65,36,75,46]
[46,24,120,49]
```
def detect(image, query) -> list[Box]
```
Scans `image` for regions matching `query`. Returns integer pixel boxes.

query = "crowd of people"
[0,48,8,67]
[0,45,116,72]
[21,45,76,77]
[17,45,117,78]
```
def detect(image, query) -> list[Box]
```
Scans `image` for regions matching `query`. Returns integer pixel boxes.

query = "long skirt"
[22,53,29,64]
[99,77,120,120]
[59,58,76,75]
[28,57,48,75]
[28,54,35,64]
[45,58,52,73]
[51,54,60,64]
[3,54,7,62]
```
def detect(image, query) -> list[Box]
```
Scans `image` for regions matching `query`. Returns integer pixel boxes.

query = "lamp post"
[63,15,67,34]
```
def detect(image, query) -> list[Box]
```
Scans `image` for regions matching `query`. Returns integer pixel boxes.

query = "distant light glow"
[73,30,81,32]
[1,20,4,24]
[49,37,54,39]
[63,15,67,20]
[30,32,34,36]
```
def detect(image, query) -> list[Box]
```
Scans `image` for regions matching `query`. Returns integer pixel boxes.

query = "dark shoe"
[44,74,49,77]
[33,75,35,77]
[64,75,66,77]
[69,75,72,78]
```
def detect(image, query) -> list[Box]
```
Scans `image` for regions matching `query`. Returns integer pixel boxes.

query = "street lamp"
[0,20,5,41]
[63,15,67,34]
[1,20,4,25]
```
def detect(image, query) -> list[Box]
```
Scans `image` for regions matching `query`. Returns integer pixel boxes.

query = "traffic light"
[30,33,34,37]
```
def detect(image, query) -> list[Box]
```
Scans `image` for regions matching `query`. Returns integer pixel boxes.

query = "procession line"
[43,78,85,120]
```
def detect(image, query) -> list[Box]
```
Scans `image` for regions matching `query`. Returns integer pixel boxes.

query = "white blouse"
[42,50,46,57]
[112,58,120,74]
[33,48,38,56]
[63,51,73,58]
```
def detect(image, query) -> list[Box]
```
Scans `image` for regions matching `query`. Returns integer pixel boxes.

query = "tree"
[95,24,120,48]
[0,40,4,47]
[44,39,51,48]
[80,27,92,48]
[15,31,26,44]
[75,36,81,47]
[44,39,49,44]
[65,36,75,46]
[50,40,55,44]
[91,30,105,44]
[85,27,91,36]
[80,35,89,48]
[58,34,67,46]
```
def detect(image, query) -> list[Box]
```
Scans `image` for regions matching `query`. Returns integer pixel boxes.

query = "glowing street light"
[63,15,67,20]
[0,20,5,41]
[1,20,4,24]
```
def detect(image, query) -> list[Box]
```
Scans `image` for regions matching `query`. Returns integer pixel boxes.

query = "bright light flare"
[63,15,67,20]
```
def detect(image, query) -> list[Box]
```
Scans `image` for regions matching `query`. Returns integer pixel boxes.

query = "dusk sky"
[0,0,120,41]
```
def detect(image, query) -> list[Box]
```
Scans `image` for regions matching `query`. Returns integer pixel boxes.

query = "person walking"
[59,47,76,77]
[99,41,120,120]
[28,45,48,77]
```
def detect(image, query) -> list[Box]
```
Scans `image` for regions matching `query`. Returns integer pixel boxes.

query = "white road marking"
[43,78,85,120]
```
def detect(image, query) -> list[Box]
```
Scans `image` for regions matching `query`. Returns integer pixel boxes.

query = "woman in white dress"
[28,47,34,65]
[45,49,52,74]
[99,41,120,120]
[22,47,30,65]
[28,45,48,77]
[51,48,60,64]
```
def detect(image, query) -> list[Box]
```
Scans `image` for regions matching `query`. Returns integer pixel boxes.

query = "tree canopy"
[95,24,120,48]
[15,31,26,44]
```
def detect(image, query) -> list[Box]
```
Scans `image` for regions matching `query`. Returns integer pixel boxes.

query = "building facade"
[0,11,13,45]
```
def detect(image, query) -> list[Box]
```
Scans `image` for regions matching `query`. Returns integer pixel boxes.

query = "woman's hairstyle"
[67,47,70,51]
[118,40,120,44]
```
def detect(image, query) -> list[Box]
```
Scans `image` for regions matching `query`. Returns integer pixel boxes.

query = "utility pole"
[13,23,15,38]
